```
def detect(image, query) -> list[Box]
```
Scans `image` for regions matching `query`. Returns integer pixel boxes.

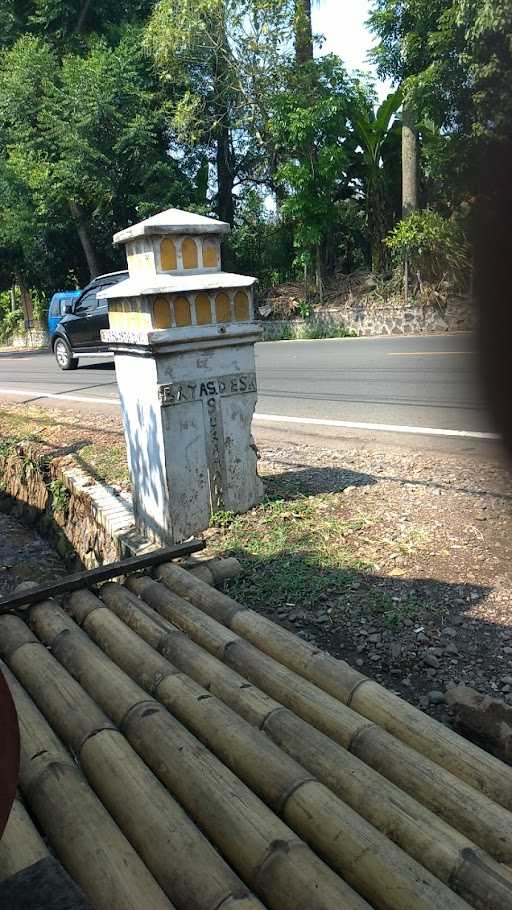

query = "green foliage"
[210,509,236,528]
[227,189,294,295]
[270,56,360,270]
[349,88,403,270]
[385,209,470,288]
[49,479,70,514]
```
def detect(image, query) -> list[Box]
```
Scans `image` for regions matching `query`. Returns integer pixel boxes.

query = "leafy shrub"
[385,209,470,290]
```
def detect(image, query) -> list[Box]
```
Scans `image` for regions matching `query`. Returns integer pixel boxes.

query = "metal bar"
[0,539,205,614]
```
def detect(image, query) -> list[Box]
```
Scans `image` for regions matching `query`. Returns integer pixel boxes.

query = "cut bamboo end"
[1,662,172,910]
[0,795,48,881]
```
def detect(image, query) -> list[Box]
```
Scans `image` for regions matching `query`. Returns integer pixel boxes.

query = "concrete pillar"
[99,208,263,544]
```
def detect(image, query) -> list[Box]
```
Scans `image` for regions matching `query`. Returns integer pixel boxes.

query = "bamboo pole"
[34,603,468,910]
[1,609,264,910]
[0,795,48,880]
[23,607,370,910]
[126,575,512,866]
[103,581,512,909]
[155,562,512,811]
[99,583,278,728]
[96,583,512,910]
[0,659,171,910]
[42,605,475,910]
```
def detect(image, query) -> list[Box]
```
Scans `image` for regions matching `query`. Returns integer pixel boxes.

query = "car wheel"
[54,338,78,370]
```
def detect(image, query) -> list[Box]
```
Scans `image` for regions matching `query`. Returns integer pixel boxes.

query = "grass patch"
[0,405,129,488]
[261,321,357,342]
[208,490,375,611]
[77,443,130,487]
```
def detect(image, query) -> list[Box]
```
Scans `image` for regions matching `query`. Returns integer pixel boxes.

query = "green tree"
[270,56,360,292]
[350,88,403,271]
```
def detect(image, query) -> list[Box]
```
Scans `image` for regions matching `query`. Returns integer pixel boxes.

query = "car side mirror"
[63,301,74,314]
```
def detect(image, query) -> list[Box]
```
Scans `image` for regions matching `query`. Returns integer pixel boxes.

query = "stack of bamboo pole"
[1,559,512,910]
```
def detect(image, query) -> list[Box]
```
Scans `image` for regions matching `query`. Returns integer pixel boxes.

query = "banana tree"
[350,88,403,272]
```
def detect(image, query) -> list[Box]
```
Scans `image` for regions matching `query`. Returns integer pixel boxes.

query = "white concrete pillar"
[99,208,263,544]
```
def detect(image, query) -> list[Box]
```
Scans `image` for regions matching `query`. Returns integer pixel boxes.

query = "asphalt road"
[0,333,499,449]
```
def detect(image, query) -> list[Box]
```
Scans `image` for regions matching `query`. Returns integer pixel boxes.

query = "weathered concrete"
[101,208,264,544]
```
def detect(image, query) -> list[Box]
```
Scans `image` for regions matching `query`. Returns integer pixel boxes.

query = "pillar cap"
[113,208,230,245]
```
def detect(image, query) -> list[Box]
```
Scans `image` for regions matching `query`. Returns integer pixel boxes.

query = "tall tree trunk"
[15,271,34,328]
[401,103,418,302]
[315,243,323,304]
[69,201,100,278]
[213,11,235,228]
[369,184,386,273]
[294,0,313,64]
[401,104,418,217]
[216,123,234,226]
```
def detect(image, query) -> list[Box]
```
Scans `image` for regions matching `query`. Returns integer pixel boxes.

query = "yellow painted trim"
[182,237,198,269]
[195,292,212,325]
[153,296,172,329]
[175,295,192,326]
[160,237,177,271]
[202,239,219,268]
[215,291,231,323]
[234,290,250,322]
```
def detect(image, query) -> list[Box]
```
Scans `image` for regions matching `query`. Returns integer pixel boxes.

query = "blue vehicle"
[47,290,81,335]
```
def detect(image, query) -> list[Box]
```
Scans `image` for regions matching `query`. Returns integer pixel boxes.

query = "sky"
[312,0,393,100]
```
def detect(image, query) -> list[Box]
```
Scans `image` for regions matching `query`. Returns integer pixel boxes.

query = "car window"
[74,289,99,314]
[49,299,60,316]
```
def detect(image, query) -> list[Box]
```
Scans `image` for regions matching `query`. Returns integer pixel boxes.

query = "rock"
[501,676,512,686]
[441,627,457,638]
[444,643,459,656]
[368,633,381,644]
[424,652,441,669]
[428,690,445,705]
[390,643,402,661]
[445,685,512,764]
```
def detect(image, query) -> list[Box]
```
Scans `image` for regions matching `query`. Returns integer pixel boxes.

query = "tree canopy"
[0,0,509,325]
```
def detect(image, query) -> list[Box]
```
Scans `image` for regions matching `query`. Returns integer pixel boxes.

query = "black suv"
[51,270,128,370]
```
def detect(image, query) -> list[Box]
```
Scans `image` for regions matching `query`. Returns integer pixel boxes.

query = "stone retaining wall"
[0,445,150,571]
[259,297,476,340]
[8,323,50,349]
